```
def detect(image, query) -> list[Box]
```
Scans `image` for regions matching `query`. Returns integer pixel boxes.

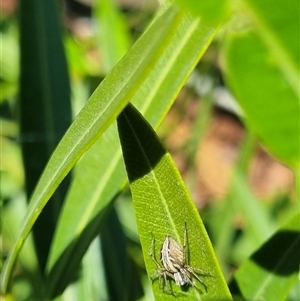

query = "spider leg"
[153,269,176,295]
[162,271,172,293]
[149,233,161,269]
[191,266,214,277]
[150,268,162,281]
[186,265,214,293]
[165,271,180,295]
[183,222,188,263]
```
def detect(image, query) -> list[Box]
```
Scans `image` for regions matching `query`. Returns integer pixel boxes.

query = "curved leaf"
[1,4,208,292]
[117,104,232,300]
[45,4,217,298]
[243,0,299,95]
[232,213,300,301]
[222,30,299,168]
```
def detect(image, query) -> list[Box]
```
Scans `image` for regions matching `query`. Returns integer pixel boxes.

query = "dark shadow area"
[117,103,166,183]
[19,0,72,272]
[45,196,144,301]
[251,230,300,275]
[228,277,244,299]
[32,175,71,272]
[229,230,300,299]
[101,208,144,301]
[45,201,114,298]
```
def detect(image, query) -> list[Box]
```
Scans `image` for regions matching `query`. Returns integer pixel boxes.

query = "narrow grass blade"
[19,0,72,271]
[94,0,132,73]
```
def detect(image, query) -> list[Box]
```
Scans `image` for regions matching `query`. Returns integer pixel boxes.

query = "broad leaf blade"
[45,4,217,297]
[222,30,299,168]
[232,213,300,301]
[117,104,232,301]
[243,0,299,95]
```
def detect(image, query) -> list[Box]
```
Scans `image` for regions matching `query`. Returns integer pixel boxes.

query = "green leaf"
[3,3,207,293]
[94,0,132,74]
[222,30,299,168]
[19,0,72,271]
[211,134,275,274]
[174,0,229,24]
[45,3,217,297]
[101,208,144,301]
[117,104,232,301]
[232,213,300,301]
[242,0,299,95]
[230,171,276,245]
[0,30,19,101]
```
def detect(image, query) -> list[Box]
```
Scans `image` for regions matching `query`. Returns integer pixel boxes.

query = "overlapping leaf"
[222,0,299,168]
[0,2,218,296]
[233,213,300,301]
[117,104,232,301]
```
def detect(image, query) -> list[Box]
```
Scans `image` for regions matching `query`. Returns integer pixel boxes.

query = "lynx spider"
[149,223,212,294]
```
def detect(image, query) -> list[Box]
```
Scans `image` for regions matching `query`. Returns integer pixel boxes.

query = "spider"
[149,223,212,294]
